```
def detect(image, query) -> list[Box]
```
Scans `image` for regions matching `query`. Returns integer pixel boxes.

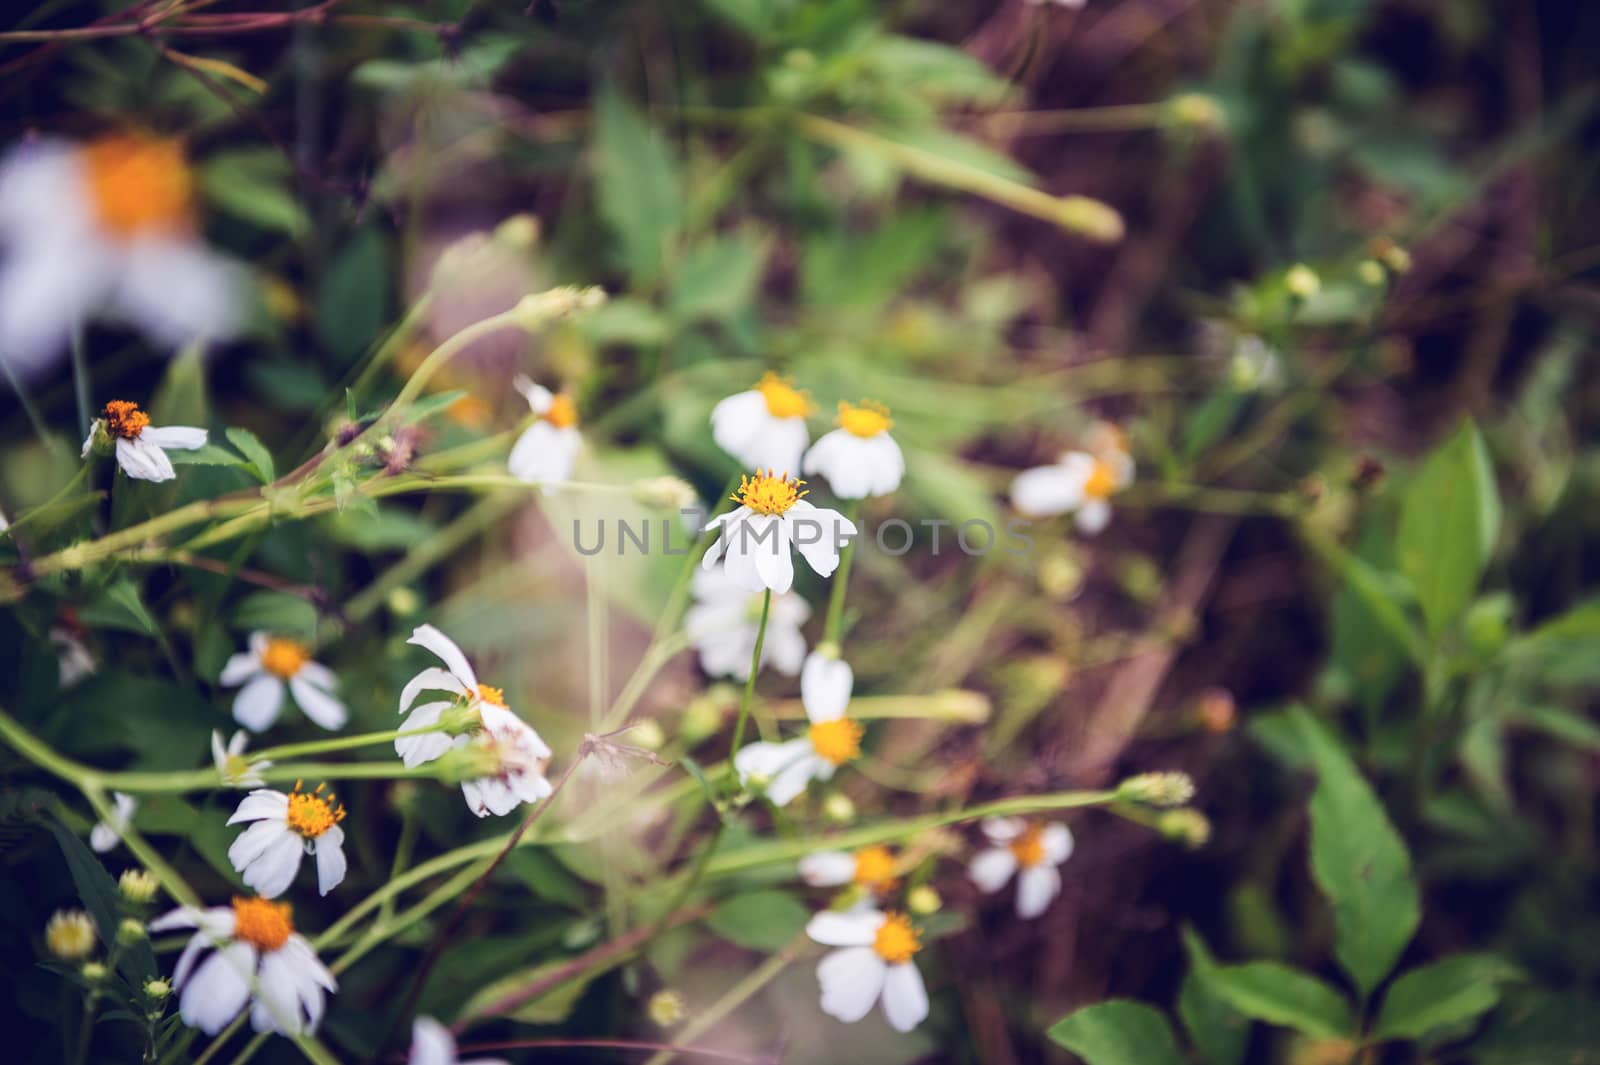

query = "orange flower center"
[284,781,345,839]
[872,912,920,964]
[1009,824,1046,868]
[852,845,897,891]
[732,470,807,516]
[82,134,195,238]
[808,718,863,767]
[837,400,892,439]
[476,683,506,706]
[544,393,579,429]
[1083,459,1119,500]
[231,896,293,952]
[756,373,813,419]
[102,400,150,440]
[448,394,492,429]
[260,638,309,679]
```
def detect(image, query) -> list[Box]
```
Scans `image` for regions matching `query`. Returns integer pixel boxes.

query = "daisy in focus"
[702,471,855,594]
[220,633,348,732]
[734,651,858,806]
[0,134,244,380]
[684,562,810,680]
[969,817,1074,919]
[226,782,348,898]
[213,729,271,789]
[149,897,336,1037]
[802,400,905,499]
[507,376,580,485]
[807,909,929,1032]
[1009,422,1135,534]
[800,844,898,897]
[409,1016,509,1065]
[710,372,813,475]
[80,400,207,483]
[395,624,554,818]
[89,791,136,853]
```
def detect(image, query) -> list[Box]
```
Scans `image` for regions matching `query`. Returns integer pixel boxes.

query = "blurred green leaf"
[46,814,158,987]
[167,443,246,469]
[1179,965,1249,1065]
[1188,956,1352,1039]
[1506,600,1600,686]
[1396,420,1500,637]
[1045,1000,1186,1065]
[1373,953,1519,1042]
[594,86,682,284]
[668,234,768,324]
[78,579,160,637]
[199,149,308,236]
[315,227,390,366]
[707,890,808,951]
[231,591,318,641]
[225,427,275,485]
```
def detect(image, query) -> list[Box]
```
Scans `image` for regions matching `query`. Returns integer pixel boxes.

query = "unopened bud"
[907,885,942,915]
[1285,264,1321,300]
[144,978,172,1002]
[1357,260,1385,286]
[822,792,857,824]
[385,586,422,617]
[81,961,108,983]
[82,420,115,458]
[1037,550,1085,601]
[1117,771,1196,808]
[633,476,699,512]
[117,917,147,946]
[512,285,607,332]
[119,868,160,905]
[648,989,688,1027]
[1055,196,1124,244]
[45,910,96,961]
[682,688,735,745]
[1167,92,1224,132]
[1159,809,1212,849]
[628,719,666,751]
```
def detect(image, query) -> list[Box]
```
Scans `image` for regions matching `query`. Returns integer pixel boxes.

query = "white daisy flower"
[50,624,95,688]
[710,372,814,475]
[80,400,206,483]
[89,791,136,853]
[507,376,581,485]
[684,562,810,680]
[1009,423,1135,535]
[0,134,244,381]
[396,624,555,818]
[802,400,905,499]
[220,633,347,733]
[806,908,929,1032]
[734,652,858,806]
[212,729,271,789]
[408,1016,509,1065]
[226,783,348,898]
[148,897,336,1037]
[968,817,1074,919]
[800,844,898,896]
[702,472,856,594]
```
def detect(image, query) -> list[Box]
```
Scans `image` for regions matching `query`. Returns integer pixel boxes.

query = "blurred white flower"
[220,633,347,732]
[734,652,858,806]
[80,400,206,482]
[802,400,905,499]
[507,376,580,485]
[226,783,348,898]
[149,898,335,1037]
[969,817,1074,919]
[703,472,855,594]
[1010,422,1134,534]
[212,729,271,789]
[50,624,95,687]
[800,843,898,896]
[409,1016,509,1065]
[806,909,929,1032]
[0,134,244,381]
[710,373,813,475]
[684,563,809,679]
[90,791,136,853]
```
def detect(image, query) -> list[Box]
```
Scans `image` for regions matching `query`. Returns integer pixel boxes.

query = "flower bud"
[648,989,687,1027]
[1357,259,1385,286]
[45,910,96,961]
[512,285,607,332]
[633,476,699,512]
[822,792,857,825]
[117,917,147,946]
[681,688,735,745]
[385,586,422,618]
[144,978,172,1002]
[1166,92,1225,132]
[628,719,666,751]
[82,419,114,458]
[1117,771,1196,808]
[119,868,160,905]
[1285,264,1321,300]
[80,961,108,983]
[1158,809,1212,849]
[907,885,942,915]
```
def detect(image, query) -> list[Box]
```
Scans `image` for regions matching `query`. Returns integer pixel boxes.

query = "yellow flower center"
[808,718,863,767]
[1009,824,1046,868]
[1083,459,1120,500]
[837,400,892,439]
[284,781,345,839]
[732,471,807,516]
[852,845,897,891]
[102,400,150,440]
[231,896,293,953]
[544,393,579,429]
[260,637,309,679]
[82,134,195,238]
[756,373,813,419]
[872,912,921,964]
[476,683,506,706]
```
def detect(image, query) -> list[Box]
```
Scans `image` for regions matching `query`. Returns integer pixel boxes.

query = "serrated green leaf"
[1046,1000,1186,1065]
[1373,953,1519,1042]
[224,427,275,484]
[1396,420,1500,636]
[706,890,808,951]
[593,86,681,284]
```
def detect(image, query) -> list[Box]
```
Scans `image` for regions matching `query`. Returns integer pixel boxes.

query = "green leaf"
[315,227,390,366]
[706,890,809,951]
[1373,954,1520,1042]
[1396,419,1500,636]
[231,591,318,641]
[1289,707,1419,994]
[593,85,682,284]
[399,390,468,428]
[1506,600,1600,686]
[668,234,768,324]
[1179,965,1249,1065]
[457,959,598,1025]
[1191,959,1353,1039]
[225,427,275,484]
[580,298,671,346]
[1045,1000,1186,1065]
[45,814,158,987]
[198,149,309,237]
[78,579,161,637]
[167,443,246,468]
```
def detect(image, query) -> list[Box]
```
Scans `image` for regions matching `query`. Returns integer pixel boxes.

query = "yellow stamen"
[284,780,345,839]
[230,896,292,952]
[259,637,309,680]
[82,134,194,238]
[837,400,892,439]
[808,718,863,767]
[544,393,579,429]
[756,373,813,419]
[476,683,506,706]
[852,845,897,891]
[1009,823,1046,868]
[872,912,920,964]
[101,400,150,440]
[1083,459,1119,500]
[732,470,807,516]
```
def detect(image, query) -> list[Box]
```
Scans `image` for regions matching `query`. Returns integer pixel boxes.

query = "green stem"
[726,589,772,766]
[248,724,450,764]
[83,785,199,907]
[640,935,806,1065]
[822,499,862,645]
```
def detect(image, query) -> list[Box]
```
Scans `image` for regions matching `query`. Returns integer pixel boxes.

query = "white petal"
[148,906,205,935]
[1016,863,1062,919]
[881,962,930,1032]
[980,816,1025,843]
[142,425,207,450]
[241,830,305,899]
[765,750,824,807]
[803,430,902,500]
[409,1017,458,1065]
[408,625,477,689]
[514,377,553,414]
[172,933,211,989]
[226,789,288,825]
[0,238,114,378]
[507,421,579,484]
[219,652,261,688]
[1041,822,1075,865]
[296,660,338,692]
[89,823,119,852]
[109,237,245,349]
[968,848,1018,894]
[228,818,291,871]
[734,739,818,807]
[708,390,770,468]
[799,851,857,887]
[289,674,348,730]
[801,653,853,724]
[251,947,304,1035]
[315,826,348,895]
[751,514,795,594]
[816,947,887,1024]
[396,702,459,767]
[764,616,809,677]
[116,436,176,482]
[787,501,853,579]
[399,667,468,715]
[233,675,285,732]
[181,941,256,1035]
[1075,499,1112,535]
[1010,463,1087,517]
[806,909,882,947]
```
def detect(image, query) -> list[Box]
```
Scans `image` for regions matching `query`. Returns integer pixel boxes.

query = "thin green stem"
[822,499,862,645]
[726,589,772,765]
[248,724,450,765]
